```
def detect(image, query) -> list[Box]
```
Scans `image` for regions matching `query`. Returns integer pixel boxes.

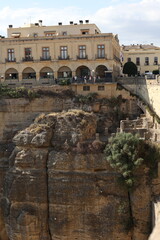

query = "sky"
[0,0,160,46]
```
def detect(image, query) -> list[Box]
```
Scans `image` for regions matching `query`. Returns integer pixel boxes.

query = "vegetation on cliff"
[104,132,160,234]
[0,84,75,99]
[104,132,144,188]
[104,132,160,188]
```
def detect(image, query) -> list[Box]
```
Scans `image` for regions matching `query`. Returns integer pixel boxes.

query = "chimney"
[39,20,42,26]
[9,25,13,28]
[85,20,89,23]
[70,21,73,25]
[58,22,62,25]
[79,20,83,24]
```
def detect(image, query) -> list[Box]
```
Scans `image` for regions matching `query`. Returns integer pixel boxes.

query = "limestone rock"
[0,108,159,240]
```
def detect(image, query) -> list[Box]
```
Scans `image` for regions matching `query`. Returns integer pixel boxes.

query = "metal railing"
[95,54,107,59]
[77,55,88,60]
[5,58,16,62]
[22,57,34,62]
[58,55,70,60]
[40,56,51,61]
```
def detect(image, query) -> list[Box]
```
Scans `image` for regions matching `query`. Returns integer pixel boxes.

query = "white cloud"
[0,0,160,46]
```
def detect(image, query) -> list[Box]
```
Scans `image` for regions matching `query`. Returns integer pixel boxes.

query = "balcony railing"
[58,55,70,60]
[153,62,158,65]
[114,55,120,62]
[77,55,88,60]
[22,57,33,62]
[40,56,51,61]
[144,62,149,65]
[5,58,16,62]
[95,54,107,59]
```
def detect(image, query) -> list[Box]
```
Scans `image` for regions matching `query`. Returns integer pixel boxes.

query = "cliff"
[0,88,159,240]
[1,110,131,240]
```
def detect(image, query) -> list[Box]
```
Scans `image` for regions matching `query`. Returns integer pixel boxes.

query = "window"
[42,47,50,60]
[136,57,140,66]
[45,32,56,36]
[127,58,131,62]
[154,57,158,65]
[33,33,38,37]
[62,31,67,35]
[145,57,149,65]
[97,45,105,58]
[81,30,89,35]
[60,46,68,59]
[79,45,86,59]
[25,48,32,60]
[8,49,15,61]
[98,86,105,91]
[83,86,90,91]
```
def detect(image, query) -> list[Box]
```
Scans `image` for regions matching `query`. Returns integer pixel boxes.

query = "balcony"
[58,55,70,60]
[144,62,149,66]
[153,62,158,65]
[22,57,33,62]
[77,55,88,60]
[40,56,51,61]
[114,55,120,62]
[95,54,107,59]
[5,58,16,63]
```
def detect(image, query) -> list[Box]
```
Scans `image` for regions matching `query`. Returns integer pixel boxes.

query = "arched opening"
[22,67,36,79]
[40,67,54,79]
[95,65,112,82]
[76,65,90,79]
[5,68,18,80]
[58,66,72,78]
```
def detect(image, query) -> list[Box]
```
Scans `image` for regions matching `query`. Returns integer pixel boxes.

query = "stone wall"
[118,77,160,118]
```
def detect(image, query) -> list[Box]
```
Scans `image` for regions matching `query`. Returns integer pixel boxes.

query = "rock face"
[2,110,132,240]
[0,105,160,240]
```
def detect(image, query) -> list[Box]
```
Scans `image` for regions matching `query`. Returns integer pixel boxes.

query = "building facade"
[122,44,160,76]
[0,20,121,86]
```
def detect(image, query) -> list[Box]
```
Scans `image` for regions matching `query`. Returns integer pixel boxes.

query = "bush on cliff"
[0,84,39,99]
[104,132,143,188]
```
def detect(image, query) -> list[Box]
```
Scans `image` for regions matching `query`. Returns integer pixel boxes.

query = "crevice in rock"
[46,150,52,240]
[128,191,134,240]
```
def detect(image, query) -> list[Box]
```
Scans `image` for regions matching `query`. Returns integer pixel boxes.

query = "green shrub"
[104,132,144,188]
[75,92,98,104]
[59,79,71,85]
[152,70,159,75]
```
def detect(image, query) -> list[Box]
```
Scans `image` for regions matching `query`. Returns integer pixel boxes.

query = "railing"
[58,55,70,60]
[113,55,120,62]
[71,77,112,84]
[40,56,51,61]
[77,55,88,60]
[22,57,33,62]
[95,54,107,59]
[5,58,16,62]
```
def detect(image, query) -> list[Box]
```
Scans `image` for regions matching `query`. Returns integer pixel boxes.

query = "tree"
[123,61,138,76]
[104,132,143,188]
[152,69,159,75]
